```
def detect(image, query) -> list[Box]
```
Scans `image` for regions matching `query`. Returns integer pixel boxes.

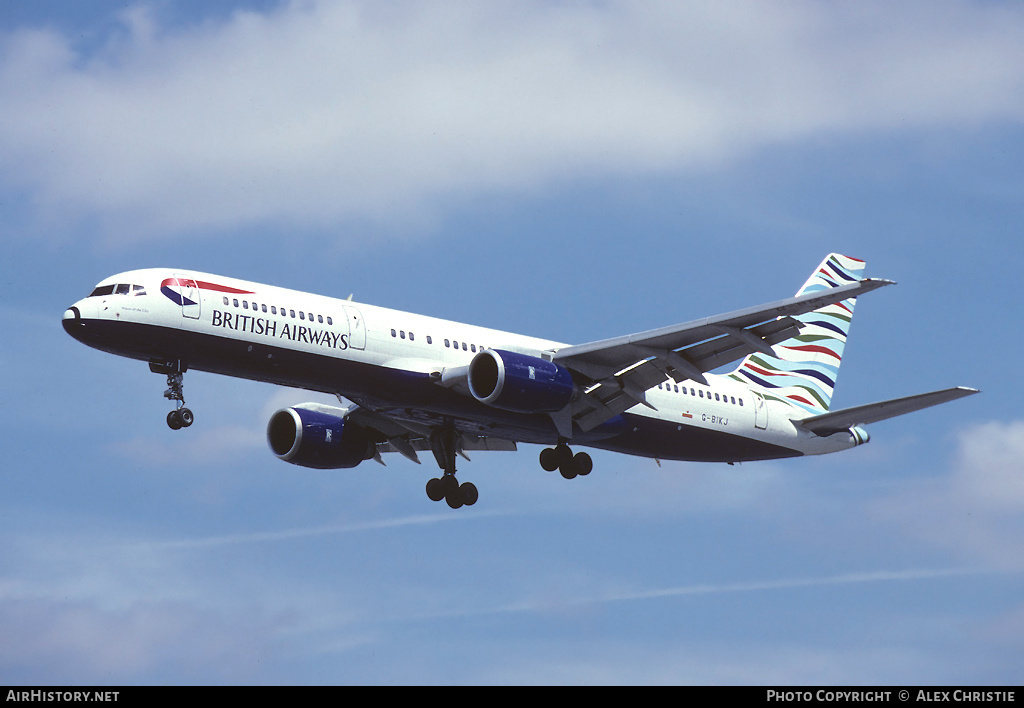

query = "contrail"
[133,509,510,550]
[594,567,988,604]
[472,566,994,619]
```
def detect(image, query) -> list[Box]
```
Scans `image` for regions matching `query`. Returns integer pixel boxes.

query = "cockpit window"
[89,283,147,297]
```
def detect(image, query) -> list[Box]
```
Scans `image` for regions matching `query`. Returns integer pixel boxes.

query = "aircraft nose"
[62,304,87,338]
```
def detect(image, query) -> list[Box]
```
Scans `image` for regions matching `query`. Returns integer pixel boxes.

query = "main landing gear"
[151,360,194,430]
[425,475,478,510]
[425,420,478,509]
[420,424,592,508]
[539,443,592,479]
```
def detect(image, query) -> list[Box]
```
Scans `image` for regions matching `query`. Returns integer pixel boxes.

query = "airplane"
[63,253,978,509]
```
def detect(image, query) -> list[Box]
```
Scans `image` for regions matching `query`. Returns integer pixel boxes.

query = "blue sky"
[1,0,1022,685]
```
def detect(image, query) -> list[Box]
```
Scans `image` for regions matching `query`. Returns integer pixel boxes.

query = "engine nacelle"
[468,349,576,413]
[267,404,375,469]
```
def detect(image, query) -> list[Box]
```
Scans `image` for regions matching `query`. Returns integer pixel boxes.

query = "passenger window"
[271,306,277,315]
[445,339,450,348]
[453,340,459,349]
[299,311,304,320]
[470,344,476,353]
[262,304,268,313]
[318,315,323,323]
[289,310,295,318]
[715,393,720,401]
[410,332,415,341]
[731,396,736,404]
[327,316,332,325]
[674,385,679,393]
[243,301,249,309]
[462,342,468,351]
[739,399,744,407]
[699,390,704,398]
[233,299,239,307]
[400,331,406,339]
[391,329,397,338]
[223,297,229,306]
[427,336,432,345]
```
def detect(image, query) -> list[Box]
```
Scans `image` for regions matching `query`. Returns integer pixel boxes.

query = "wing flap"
[795,387,980,435]
[341,401,518,464]
[377,435,517,454]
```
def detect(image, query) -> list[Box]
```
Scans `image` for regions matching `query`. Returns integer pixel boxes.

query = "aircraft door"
[344,306,365,350]
[752,391,768,430]
[173,273,201,320]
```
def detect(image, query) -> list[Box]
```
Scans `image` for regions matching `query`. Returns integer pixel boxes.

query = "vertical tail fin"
[729,253,866,413]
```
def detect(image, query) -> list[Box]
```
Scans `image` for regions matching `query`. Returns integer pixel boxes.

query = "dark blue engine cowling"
[267,405,374,469]
[468,349,575,413]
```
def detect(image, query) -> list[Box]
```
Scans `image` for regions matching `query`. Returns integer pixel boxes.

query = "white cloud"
[2,0,1024,241]
[108,423,263,467]
[872,419,1024,569]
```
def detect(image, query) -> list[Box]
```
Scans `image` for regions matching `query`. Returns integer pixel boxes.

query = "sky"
[1,0,1023,685]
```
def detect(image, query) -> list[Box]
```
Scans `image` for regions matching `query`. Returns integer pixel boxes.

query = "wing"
[794,386,980,435]
[551,278,894,433]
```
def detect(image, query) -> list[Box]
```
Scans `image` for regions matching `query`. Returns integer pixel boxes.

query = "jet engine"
[849,426,870,446]
[468,349,576,413]
[267,404,376,469]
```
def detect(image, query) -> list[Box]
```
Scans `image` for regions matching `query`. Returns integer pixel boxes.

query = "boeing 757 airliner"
[63,253,977,508]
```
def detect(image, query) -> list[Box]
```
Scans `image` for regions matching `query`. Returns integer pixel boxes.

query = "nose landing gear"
[151,360,194,430]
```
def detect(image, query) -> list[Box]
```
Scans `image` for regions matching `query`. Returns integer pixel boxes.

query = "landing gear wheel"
[559,460,578,479]
[440,474,459,494]
[167,410,183,430]
[442,474,463,508]
[573,452,592,476]
[459,482,478,506]
[445,490,464,509]
[557,443,576,479]
[178,408,194,427]
[426,478,445,502]
[539,447,560,472]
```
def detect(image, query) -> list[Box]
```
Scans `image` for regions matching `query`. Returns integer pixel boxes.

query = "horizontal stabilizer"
[795,386,979,436]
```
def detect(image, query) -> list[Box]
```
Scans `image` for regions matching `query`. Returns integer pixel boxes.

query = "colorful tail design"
[728,253,866,413]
